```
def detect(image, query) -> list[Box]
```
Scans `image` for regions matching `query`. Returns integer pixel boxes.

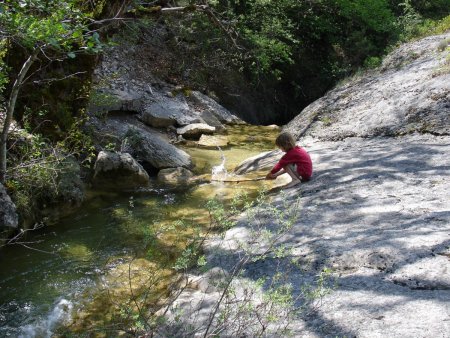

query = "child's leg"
[284,164,302,188]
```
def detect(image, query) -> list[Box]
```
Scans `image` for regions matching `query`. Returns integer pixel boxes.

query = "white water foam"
[211,147,228,181]
[19,298,73,338]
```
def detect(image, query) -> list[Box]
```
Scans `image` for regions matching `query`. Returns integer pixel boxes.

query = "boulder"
[93,151,150,189]
[139,95,196,128]
[128,126,193,169]
[189,91,243,125]
[177,123,216,139]
[0,183,18,230]
[157,167,194,185]
[198,135,229,148]
[88,115,193,170]
[89,88,143,115]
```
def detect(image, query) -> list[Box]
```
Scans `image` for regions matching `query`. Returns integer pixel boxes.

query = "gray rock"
[130,127,193,169]
[0,183,18,230]
[170,135,450,337]
[93,151,150,189]
[88,88,143,115]
[88,115,193,170]
[93,47,246,131]
[189,91,243,125]
[157,167,194,185]
[285,33,450,140]
[177,123,216,139]
[139,94,194,128]
[233,149,280,174]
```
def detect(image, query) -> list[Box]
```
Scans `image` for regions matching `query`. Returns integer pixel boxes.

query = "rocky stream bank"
[154,33,450,337]
[0,28,449,337]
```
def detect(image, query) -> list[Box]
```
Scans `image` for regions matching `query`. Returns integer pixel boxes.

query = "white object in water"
[211,147,228,181]
[19,298,73,338]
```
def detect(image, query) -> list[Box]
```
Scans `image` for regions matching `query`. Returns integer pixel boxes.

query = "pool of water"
[0,125,280,337]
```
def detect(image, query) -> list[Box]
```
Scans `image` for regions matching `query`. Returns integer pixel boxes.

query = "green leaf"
[72,30,83,39]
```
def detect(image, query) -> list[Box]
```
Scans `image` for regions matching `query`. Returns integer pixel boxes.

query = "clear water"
[0,125,280,337]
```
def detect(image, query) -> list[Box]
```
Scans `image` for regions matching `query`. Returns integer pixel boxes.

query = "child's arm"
[266,156,288,180]
[266,172,276,179]
[266,169,285,179]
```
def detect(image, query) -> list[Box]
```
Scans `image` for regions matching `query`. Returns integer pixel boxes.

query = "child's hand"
[266,173,276,180]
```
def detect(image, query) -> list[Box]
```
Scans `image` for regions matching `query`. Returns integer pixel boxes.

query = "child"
[266,132,312,188]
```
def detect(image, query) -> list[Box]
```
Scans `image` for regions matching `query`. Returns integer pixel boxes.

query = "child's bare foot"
[283,179,301,189]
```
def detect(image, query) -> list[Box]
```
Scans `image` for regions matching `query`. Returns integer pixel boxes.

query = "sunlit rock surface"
[286,33,450,140]
[176,123,216,139]
[162,34,450,337]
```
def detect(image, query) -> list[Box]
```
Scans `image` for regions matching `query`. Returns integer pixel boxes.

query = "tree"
[0,0,130,184]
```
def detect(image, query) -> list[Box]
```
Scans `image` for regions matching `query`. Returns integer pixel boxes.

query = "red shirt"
[270,146,313,180]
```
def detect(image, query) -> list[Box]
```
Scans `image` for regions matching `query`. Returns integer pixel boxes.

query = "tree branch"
[0,48,40,183]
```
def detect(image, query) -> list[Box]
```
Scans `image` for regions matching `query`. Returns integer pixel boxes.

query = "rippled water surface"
[0,125,280,337]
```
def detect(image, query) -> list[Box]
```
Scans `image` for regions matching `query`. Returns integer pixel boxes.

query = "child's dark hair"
[275,132,296,150]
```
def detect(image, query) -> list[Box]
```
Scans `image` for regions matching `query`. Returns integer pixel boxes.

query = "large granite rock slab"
[286,33,450,140]
[163,134,450,337]
[139,93,201,128]
[158,35,450,337]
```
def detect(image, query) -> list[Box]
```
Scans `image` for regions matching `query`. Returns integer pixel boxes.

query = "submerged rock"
[197,135,229,148]
[157,167,194,185]
[93,151,150,189]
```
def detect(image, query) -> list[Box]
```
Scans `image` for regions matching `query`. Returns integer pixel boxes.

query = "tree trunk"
[0,48,39,184]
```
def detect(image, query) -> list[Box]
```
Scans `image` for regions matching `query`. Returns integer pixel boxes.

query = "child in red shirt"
[266,132,312,188]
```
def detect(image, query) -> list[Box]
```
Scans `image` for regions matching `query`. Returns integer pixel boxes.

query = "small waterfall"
[19,298,73,338]
[211,147,228,181]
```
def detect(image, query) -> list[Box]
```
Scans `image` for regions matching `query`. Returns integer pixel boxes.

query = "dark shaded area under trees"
[3,0,449,131]
[136,0,449,124]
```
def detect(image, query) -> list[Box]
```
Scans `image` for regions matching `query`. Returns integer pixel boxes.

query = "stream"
[0,125,280,337]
